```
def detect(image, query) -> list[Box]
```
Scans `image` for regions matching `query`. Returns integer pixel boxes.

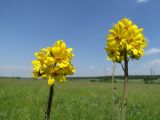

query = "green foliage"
[68,75,160,81]
[143,75,159,84]
[0,78,160,120]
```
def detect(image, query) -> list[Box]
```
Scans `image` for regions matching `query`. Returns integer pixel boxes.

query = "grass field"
[0,78,160,120]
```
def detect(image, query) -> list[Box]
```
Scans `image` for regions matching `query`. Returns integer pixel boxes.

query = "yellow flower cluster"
[105,18,147,63]
[32,40,75,86]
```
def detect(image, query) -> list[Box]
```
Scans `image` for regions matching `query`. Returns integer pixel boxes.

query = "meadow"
[0,77,160,120]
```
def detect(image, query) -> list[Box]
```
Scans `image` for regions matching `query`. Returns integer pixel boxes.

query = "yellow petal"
[52,47,61,54]
[107,57,110,61]
[48,77,54,86]
[127,44,132,50]
[133,49,138,55]
[57,75,66,82]
[67,48,73,53]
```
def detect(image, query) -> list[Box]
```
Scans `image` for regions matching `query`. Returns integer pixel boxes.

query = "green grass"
[0,78,160,120]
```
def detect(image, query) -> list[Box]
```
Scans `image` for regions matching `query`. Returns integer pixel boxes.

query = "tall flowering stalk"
[112,63,116,120]
[105,18,147,120]
[32,40,75,120]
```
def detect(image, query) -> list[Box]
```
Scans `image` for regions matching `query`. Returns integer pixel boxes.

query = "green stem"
[112,63,116,120]
[45,84,54,120]
[121,52,128,120]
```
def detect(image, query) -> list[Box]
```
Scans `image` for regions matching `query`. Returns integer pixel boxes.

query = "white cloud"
[1,65,32,70]
[145,48,160,55]
[0,65,32,77]
[130,59,160,75]
[142,59,160,68]
[137,0,149,3]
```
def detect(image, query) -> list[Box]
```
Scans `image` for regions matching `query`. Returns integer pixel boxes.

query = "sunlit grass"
[0,78,160,120]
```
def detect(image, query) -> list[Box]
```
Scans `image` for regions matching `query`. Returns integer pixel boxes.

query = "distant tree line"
[68,75,160,81]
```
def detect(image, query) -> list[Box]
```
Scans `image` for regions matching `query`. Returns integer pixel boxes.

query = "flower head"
[32,40,75,86]
[105,18,147,63]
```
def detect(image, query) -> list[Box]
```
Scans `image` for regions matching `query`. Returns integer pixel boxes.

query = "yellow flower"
[52,47,61,59]
[48,77,55,86]
[32,70,39,79]
[105,18,147,63]
[32,60,41,71]
[56,75,66,82]
[133,49,138,55]
[32,40,75,86]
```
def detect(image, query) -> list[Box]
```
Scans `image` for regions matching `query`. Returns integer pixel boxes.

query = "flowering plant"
[32,40,75,86]
[32,40,75,119]
[105,18,147,120]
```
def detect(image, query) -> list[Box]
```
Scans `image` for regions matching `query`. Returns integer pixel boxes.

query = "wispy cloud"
[137,0,149,3]
[141,59,160,68]
[0,65,32,77]
[146,48,160,55]
[1,65,32,70]
[130,59,160,75]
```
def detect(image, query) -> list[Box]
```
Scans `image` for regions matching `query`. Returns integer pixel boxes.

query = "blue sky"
[0,0,160,77]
